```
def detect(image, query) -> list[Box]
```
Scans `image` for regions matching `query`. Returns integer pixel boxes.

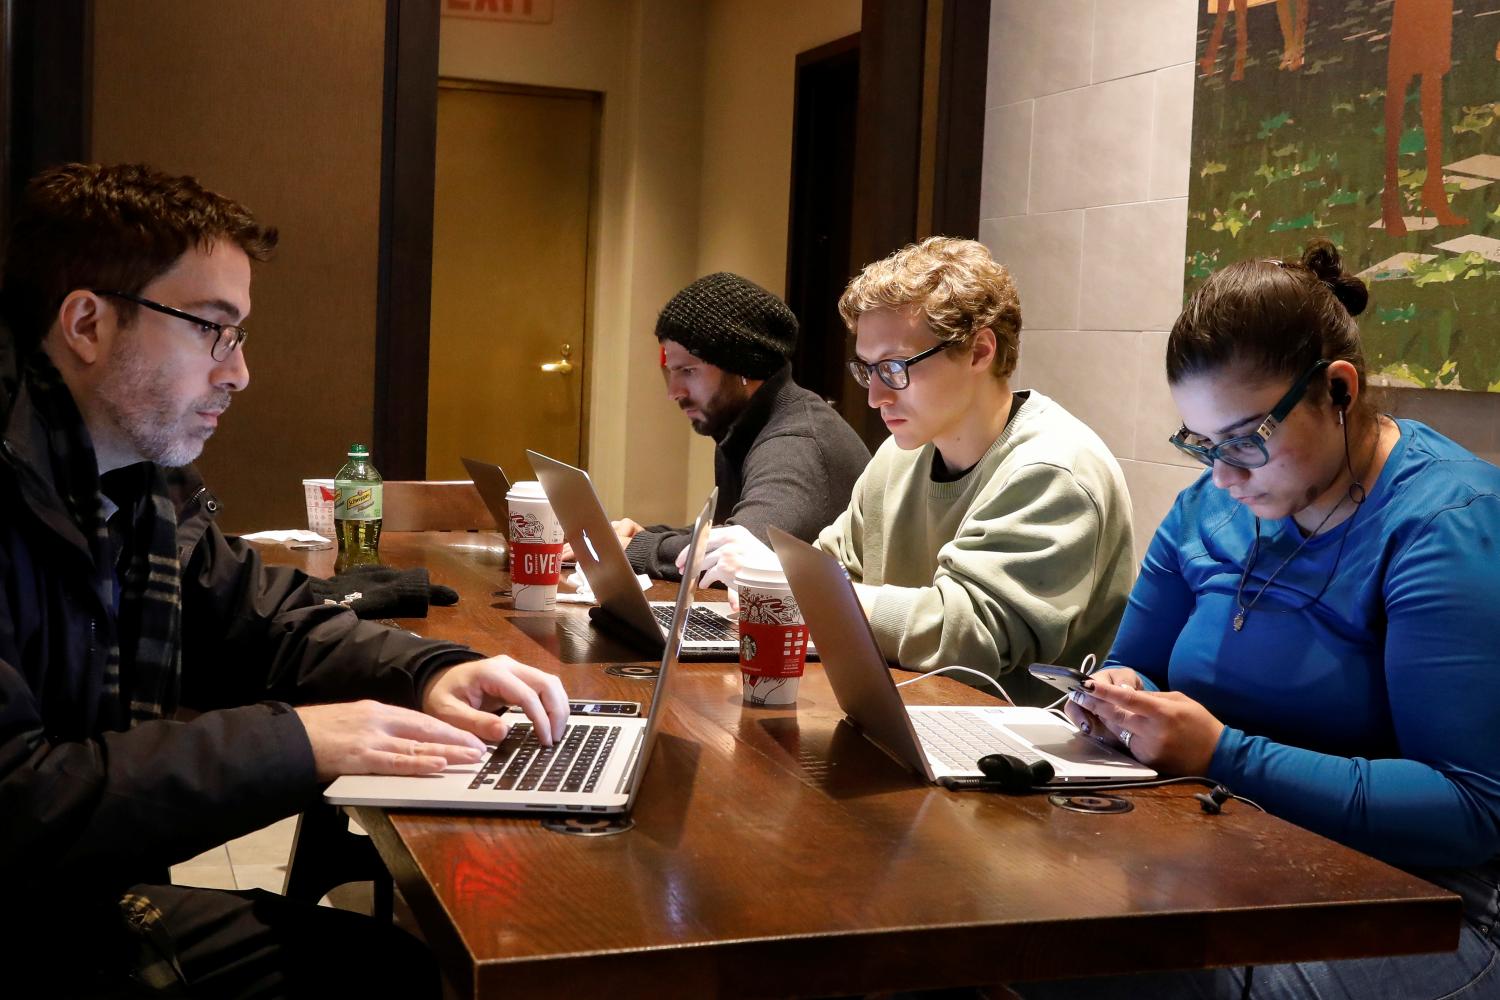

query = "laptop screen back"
[768,526,935,778]
[527,450,662,639]
[621,490,717,808]
[460,457,512,529]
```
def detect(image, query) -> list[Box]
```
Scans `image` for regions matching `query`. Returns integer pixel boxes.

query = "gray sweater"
[627,366,871,579]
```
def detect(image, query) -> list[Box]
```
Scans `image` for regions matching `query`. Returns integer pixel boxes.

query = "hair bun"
[1299,238,1368,317]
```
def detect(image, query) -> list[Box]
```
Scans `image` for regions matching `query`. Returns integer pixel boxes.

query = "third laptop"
[528,450,740,658]
[769,527,1156,785]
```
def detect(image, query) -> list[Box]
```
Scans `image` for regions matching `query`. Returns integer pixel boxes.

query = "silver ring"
[1118,728,1133,749]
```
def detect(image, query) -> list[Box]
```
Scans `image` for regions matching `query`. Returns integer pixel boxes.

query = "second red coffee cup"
[734,556,807,706]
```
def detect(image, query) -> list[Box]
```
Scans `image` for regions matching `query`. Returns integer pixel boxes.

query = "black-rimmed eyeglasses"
[847,342,951,391]
[91,289,249,361]
[1169,359,1331,470]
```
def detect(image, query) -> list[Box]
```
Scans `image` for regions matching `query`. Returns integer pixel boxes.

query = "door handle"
[540,343,573,375]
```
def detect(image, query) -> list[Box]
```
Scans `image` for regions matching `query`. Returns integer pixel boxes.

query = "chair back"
[381,480,497,532]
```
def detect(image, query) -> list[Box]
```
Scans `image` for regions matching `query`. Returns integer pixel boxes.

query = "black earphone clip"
[1194,784,1234,815]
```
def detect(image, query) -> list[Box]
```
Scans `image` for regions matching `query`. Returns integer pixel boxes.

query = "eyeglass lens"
[846,359,912,391]
[211,329,246,361]
[1172,434,1268,469]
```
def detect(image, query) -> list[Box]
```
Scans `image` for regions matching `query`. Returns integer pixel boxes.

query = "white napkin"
[239,529,332,550]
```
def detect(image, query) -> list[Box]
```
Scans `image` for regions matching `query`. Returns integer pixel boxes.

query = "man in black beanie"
[614,272,870,580]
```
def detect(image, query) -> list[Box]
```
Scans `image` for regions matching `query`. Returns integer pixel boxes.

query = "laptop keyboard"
[651,604,736,643]
[467,722,622,795]
[910,711,1042,772]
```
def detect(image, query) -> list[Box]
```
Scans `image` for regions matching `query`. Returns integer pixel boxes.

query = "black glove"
[307,565,459,619]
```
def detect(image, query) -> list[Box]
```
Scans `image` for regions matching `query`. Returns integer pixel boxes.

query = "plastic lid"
[347,444,369,457]
[733,552,788,589]
[506,480,548,500]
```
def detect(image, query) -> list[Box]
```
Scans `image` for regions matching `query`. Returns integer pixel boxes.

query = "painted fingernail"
[1078,719,1091,734]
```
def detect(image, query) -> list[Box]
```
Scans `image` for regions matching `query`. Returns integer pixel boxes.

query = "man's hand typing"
[420,655,570,746]
[293,701,487,781]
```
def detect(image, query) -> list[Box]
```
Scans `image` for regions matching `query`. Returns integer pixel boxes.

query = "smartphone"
[1027,663,1093,697]
[568,699,641,717]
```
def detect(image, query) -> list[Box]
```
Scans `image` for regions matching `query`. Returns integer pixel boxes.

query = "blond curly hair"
[838,236,1021,379]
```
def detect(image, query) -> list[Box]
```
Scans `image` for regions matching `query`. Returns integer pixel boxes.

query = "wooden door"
[426,81,597,481]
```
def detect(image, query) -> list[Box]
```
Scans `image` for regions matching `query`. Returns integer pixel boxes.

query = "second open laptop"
[321,492,716,814]
[527,450,739,658]
[459,456,511,529]
[768,527,1156,786]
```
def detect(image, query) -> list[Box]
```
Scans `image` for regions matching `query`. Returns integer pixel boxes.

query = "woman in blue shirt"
[1018,240,1500,999]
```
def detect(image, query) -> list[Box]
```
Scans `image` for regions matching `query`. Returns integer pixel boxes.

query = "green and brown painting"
[1188,0,1500,390]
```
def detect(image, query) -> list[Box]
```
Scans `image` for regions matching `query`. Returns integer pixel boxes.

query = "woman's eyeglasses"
[1168,359,1330,470]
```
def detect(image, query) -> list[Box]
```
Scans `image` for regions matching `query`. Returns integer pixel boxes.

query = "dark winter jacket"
[0,343,481,940]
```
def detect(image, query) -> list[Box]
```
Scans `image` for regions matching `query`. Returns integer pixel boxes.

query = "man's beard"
[685,379,752,439]
[96,343,230,467]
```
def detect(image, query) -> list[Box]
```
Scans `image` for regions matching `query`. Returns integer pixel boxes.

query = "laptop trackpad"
[1006,724,1128,765]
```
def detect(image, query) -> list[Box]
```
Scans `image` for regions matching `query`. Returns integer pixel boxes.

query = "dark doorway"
[0,0,92,238]
[785,34,859,415]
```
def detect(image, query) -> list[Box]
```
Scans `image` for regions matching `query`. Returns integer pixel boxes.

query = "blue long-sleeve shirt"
[1106,419,1500,869]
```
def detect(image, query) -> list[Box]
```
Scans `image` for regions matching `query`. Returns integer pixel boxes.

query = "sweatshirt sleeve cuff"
[624,531,654,573]
[1207,725,1247,784]
[626,530,685,581]
[868,585,924,662]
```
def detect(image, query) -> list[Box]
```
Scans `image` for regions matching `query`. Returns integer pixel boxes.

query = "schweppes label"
[335,483,383,520]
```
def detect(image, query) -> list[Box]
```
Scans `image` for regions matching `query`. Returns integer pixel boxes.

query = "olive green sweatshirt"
[815,391,1135,706]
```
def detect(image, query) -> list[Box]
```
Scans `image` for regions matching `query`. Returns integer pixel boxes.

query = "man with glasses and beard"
[0,163,571,997]
[692,239,1136,705]
[609,272,869,580]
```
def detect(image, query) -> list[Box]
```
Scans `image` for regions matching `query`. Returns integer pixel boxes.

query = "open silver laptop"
[322,494,714,814]
[768,527,1156,786]
[528,450,740,658]
[459,456,511,529]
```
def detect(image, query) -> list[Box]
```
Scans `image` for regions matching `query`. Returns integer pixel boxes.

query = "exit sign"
[443,0,554,23]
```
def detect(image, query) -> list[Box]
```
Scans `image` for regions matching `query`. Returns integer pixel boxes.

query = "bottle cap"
[348,444,369,457]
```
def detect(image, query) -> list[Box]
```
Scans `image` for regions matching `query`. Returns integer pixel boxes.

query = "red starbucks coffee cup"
[734,556,807,706]
[505,481,564,611]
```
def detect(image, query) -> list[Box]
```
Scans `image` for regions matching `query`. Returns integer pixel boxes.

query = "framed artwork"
[1186,0,1500,391]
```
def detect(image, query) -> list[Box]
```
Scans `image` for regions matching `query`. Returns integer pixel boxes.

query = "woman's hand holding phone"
[1066,668,1225,775]
[1058,666,1143,743]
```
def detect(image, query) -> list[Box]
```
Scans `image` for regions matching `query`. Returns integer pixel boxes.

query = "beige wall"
[440,0,703,525]
[683,0,862,507]
[696,0,862,290]
[440,0,860,524]
[91,1,387,533]
[87,0,862,531]
[979,0,1500,557]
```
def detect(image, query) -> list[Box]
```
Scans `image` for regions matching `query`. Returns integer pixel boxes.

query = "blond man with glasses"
[691,237,1135,705]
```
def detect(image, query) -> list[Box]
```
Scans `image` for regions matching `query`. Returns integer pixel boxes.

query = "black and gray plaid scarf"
[25,353,183,727]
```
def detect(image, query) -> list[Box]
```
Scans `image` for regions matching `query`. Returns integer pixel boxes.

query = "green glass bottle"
[334,443,383,572]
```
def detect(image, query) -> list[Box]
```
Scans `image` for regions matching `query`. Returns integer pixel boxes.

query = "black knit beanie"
[654,272,798,378]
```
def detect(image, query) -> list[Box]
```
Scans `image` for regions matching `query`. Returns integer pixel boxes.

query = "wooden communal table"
[260,532,1459,998]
